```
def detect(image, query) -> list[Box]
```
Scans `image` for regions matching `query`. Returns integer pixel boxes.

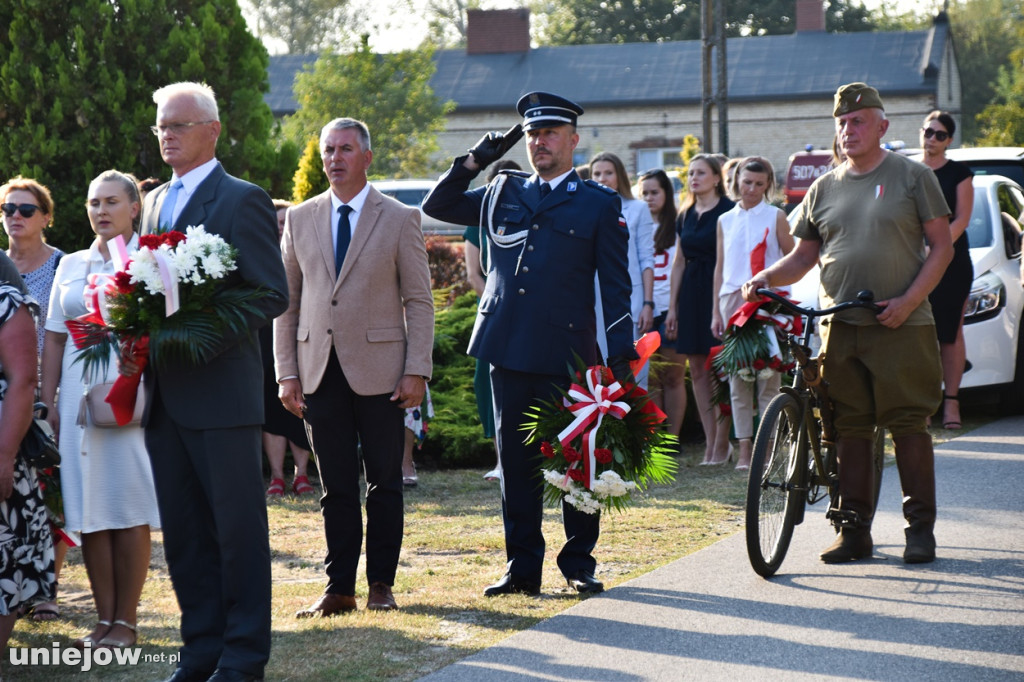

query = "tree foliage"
[0,0,295,252]
[242,0,352,54]
[947,0,1024,143]
[283,38,453,179]
[291,136,330,203]
[975,22,1024,145]
[530,0,876,45]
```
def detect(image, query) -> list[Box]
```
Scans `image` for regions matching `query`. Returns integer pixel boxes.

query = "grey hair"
[153,82,220,121]
[320,118,371,152]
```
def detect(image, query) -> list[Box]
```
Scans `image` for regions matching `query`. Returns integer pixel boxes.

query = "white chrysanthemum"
[757,367,775,380]
[127,258,165,296]
[738,367,756,382]
[544,469,572,492]
[592,470,637,500]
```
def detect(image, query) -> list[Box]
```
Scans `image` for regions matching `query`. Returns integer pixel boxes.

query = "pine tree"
[291,136,329,203]
[0,0,294,251]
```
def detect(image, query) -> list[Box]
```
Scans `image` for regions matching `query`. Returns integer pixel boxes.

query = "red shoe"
[266,478,285,496]
[292,475,315,495]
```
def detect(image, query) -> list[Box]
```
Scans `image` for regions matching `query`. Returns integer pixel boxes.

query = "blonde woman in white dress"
[40,170,160,649]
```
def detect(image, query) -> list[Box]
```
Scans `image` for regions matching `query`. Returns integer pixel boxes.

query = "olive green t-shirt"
[792,152,949,325]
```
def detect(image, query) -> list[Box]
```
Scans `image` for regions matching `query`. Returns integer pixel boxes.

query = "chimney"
[795,0,826,32]
[466,9,530,55]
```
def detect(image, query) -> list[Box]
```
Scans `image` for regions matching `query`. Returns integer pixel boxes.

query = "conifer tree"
[0,0,294,251]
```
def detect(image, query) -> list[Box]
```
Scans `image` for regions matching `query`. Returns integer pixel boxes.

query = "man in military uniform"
[743,82,951,565]
[424,91,636,596]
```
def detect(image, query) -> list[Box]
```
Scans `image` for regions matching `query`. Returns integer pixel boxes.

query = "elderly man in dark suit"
[275,118,433,616]
[140,82,287,682]
[423,91,635,597]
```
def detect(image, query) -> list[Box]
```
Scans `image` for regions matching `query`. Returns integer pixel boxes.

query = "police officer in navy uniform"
[423,91,636,596]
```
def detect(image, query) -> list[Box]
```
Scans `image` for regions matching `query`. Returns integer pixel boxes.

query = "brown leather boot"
[820,437,875,563]
[893,432,937,564]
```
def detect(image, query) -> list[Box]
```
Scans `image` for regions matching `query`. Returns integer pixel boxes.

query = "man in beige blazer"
[274,117,434,614]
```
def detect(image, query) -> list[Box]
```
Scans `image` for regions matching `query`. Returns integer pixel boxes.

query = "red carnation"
[138,234,163,249]
[567,468,586,482]
[563,446,582,463]
[594,448,613,464]
[719,403,732,416]
[753,358,767,370]
[161,230,187,247]
[114,270,135,294]
[540,441,555,459]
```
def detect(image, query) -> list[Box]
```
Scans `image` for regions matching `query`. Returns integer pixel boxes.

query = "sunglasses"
[1,203,42,218]
[921,128,950,142]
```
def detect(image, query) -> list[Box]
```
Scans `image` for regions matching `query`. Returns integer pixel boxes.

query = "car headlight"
[964,271,1005,323]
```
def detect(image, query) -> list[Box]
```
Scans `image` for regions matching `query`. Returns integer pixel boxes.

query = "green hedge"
[421,290,493,467]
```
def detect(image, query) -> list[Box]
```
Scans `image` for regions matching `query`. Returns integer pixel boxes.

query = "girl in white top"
[639,169,685,441]
[711,157,794,470]
[589,152,655,387]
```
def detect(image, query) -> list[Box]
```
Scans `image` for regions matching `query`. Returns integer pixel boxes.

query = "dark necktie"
[539,182,551,199]
[335,205,353,276]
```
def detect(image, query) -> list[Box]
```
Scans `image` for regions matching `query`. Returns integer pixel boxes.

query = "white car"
[961,174,1023,409]
[372,179,464,236]
[786,174,1024,411]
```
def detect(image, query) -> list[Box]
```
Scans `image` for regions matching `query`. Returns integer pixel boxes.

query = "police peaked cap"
[516,91,584,131]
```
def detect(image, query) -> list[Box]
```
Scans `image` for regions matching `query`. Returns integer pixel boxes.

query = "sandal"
[942,394,962,430]
[28,603,60,622]
[483,468,501,481]
[74,620,112,650]
[292,475,315,495]
[97,620,137,649]
[266,478,286,496]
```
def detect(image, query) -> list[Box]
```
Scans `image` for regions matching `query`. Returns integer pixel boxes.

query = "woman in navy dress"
[918,111,974,430]
[665,154,735,465]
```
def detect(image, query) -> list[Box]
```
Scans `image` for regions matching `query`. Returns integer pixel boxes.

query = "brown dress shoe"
[295,592,357,618]
[366,582,398,611]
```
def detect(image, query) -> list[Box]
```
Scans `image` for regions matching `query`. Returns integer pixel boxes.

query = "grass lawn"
[5,418,979,681]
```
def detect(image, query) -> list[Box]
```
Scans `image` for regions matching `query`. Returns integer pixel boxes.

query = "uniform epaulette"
[584,179,618,194]
[498,170,531,179]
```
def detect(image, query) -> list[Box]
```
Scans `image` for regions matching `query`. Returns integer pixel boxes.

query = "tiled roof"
[265,20,948,116]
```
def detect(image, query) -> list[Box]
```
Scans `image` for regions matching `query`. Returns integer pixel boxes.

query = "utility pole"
[701,0,729,155]
[701,0,714,153]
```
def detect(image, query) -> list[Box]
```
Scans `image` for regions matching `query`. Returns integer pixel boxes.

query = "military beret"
[516,91,584,131]
[833,82,884,117]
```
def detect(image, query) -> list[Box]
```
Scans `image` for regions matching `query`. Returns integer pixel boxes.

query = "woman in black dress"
[919,111,974,430]
[665,154,736,465]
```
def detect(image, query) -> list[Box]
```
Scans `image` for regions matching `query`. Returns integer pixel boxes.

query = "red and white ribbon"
[152,249,180,316]
[557,367,631,490]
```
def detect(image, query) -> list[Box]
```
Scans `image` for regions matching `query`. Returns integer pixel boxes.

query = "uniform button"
[331,300,337,306]
[518,288,526,295]
[568,322,574,329]
[532,224,539,230]
[527,245,534,251]
[327,329,333,335]
[569,228,575,234]
[521,266,529,273]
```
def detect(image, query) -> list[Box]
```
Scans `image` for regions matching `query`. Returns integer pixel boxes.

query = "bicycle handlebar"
[755,288,884,318]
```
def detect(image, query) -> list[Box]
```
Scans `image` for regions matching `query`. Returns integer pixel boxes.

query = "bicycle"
[745,288,886,578]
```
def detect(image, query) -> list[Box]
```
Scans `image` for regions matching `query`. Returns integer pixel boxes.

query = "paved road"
[421,416,1024,681]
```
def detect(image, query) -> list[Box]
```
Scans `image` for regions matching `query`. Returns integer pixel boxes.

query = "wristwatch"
[643,300,655,308]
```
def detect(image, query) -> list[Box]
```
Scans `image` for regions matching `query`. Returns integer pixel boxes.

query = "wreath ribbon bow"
[557,367,631,490]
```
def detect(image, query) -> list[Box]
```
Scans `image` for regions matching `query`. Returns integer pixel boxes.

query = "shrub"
[420,290,492,468]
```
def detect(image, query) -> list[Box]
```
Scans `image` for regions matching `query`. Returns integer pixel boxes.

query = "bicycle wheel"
[746,392,805,577]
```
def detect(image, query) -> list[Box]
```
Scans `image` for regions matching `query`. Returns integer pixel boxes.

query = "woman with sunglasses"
[0,177,67,623]
[918,111,974,430]
[39,170,160,649]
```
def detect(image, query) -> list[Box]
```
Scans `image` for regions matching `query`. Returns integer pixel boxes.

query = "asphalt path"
[420,416,1024,681]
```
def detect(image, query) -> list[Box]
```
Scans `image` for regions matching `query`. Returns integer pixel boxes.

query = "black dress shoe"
[483,572,541,597]
[566,570,604,594]
[159,667,213,682]
[206,669,263,682]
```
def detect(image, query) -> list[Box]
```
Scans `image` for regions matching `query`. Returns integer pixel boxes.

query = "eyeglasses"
[1,203,41,218]
[921,128,950,142]
[150,121,215,136]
